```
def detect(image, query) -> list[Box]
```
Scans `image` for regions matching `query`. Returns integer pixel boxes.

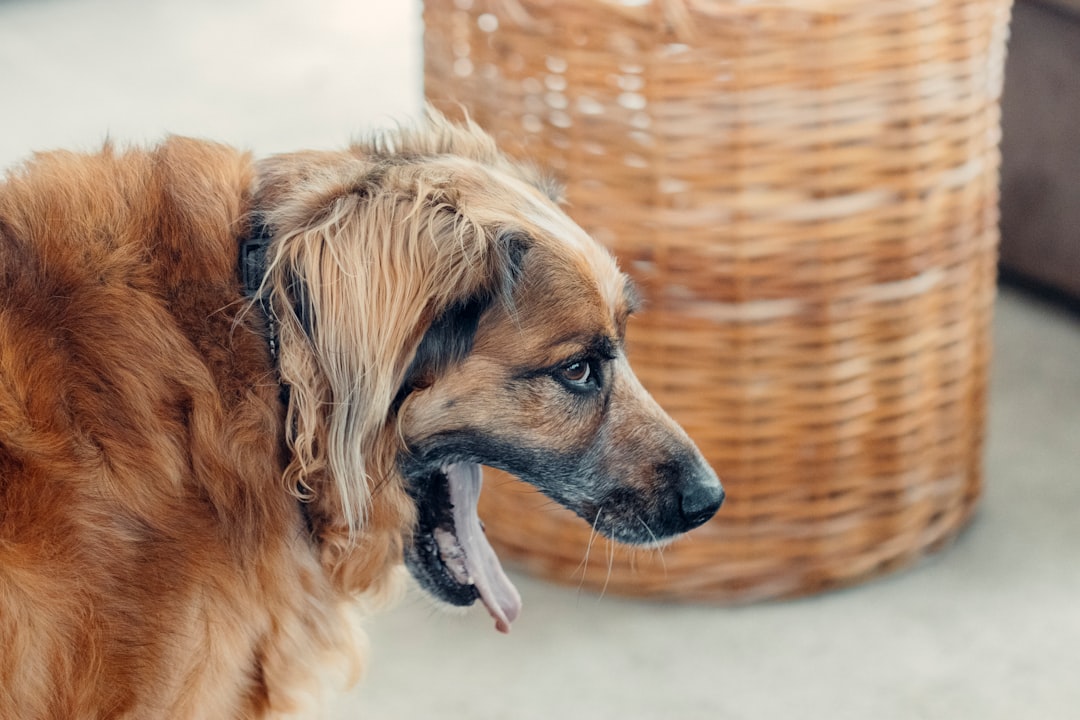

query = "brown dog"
[0,113,722,718]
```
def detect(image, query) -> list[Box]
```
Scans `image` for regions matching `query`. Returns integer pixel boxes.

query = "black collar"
[240,221,311,534]
[240,221,272,298]
[240,221,279,361]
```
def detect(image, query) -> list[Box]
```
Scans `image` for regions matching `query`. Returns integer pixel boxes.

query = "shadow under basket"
[424,0,1012,602]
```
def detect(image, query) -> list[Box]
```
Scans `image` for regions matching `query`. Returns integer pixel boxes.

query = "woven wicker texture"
[424,0,1012,602]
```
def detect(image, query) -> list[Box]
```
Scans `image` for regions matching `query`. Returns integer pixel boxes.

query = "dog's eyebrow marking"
[580,334,618,360]
[512,333,620,380]
[531,333,619,367]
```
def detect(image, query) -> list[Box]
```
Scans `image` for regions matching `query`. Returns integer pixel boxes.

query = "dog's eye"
[559,360,592,386]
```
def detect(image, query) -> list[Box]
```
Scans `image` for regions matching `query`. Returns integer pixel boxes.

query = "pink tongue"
[444,463,522,633]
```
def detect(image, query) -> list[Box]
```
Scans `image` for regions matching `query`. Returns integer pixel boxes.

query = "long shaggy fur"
[0,115,540,718]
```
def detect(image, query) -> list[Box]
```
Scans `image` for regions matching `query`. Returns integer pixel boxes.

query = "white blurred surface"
[0,0,422,165]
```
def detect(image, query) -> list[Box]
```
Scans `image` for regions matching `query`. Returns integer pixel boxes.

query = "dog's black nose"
[679,477,724,530]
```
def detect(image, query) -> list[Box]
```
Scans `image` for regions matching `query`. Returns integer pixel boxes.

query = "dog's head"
[256,113,723,631]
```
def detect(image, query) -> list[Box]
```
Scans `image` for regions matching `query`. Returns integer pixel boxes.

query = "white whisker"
[596,536,615,601]
[636,515,668,575]
[574,506,604,597]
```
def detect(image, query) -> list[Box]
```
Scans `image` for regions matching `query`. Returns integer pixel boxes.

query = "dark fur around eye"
[553,356,602,394]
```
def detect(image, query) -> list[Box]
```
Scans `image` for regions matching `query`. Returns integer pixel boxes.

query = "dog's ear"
[395,230,529,406]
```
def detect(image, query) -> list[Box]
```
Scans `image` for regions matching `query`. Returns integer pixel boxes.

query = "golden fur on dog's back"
[0,139,354,717]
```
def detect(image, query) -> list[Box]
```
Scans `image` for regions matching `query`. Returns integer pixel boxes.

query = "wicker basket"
[424,0,1011,602]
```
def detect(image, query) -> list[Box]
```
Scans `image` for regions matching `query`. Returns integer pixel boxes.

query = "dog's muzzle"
[578,448,724,546]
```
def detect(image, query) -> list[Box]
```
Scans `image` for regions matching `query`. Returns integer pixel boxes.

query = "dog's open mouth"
[404,463,522,633]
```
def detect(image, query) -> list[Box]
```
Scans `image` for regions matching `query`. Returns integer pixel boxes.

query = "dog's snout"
[679,478,724,530]
[645,451,724,537]
[676,456,724,531]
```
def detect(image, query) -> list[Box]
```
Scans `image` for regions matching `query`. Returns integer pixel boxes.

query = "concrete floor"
[2,2,1077,718]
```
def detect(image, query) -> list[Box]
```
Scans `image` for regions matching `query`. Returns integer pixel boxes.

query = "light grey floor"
[2,2,1077,719]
